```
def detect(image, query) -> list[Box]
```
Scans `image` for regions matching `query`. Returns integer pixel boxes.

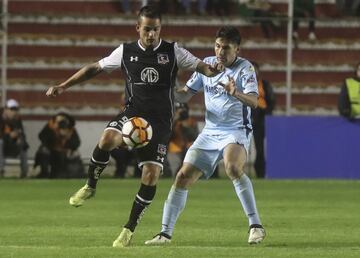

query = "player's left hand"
[219,75,236,96]
[209,62,225,75]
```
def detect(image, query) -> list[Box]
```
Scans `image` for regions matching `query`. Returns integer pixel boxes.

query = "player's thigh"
[100,109,137,149]
[223,143,247,178]
[137,121,171,170]
[183,147,221,179]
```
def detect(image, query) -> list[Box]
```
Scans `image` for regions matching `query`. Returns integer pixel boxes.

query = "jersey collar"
[137,39,162,51]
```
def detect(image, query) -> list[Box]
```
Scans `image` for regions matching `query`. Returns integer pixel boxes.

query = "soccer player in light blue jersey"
[145,26,266,246]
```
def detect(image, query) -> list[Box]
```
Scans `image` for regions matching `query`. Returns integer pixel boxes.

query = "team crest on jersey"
[246,74,256,84]
[157,53,169,65]
[141,67,159,83]
[157,144,167,155]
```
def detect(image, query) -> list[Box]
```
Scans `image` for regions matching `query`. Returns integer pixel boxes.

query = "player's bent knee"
[174,170,193,188]
[225,163,244,179]
[141,164,161,185]
[99,130,123,150]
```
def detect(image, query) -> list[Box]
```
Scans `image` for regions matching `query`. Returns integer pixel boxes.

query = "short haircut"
[215,26,241,45]
[138,5,162,22]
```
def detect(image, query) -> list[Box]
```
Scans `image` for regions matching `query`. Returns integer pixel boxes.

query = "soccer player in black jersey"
[46,5,224,247]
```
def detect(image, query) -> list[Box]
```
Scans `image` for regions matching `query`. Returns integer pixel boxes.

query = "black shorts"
[105,107,172,169]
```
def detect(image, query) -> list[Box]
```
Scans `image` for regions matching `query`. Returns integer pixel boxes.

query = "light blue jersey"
[186,56,258,133]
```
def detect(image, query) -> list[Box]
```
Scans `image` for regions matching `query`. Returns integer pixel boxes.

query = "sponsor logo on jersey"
[130,56,138,62]
[141,67,159,83]
[205,84,225,95]
[157,53,169,65]
[157,144,167,155]
[246,74,256,84]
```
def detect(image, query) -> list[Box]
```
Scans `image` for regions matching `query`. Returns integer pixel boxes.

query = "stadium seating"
[3,0,360,120]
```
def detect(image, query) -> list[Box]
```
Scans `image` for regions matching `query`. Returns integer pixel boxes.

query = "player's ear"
[236,45,240,55]
[136,23,140,33]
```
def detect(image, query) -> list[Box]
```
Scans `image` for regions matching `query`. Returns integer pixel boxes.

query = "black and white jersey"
[99,39,200,124]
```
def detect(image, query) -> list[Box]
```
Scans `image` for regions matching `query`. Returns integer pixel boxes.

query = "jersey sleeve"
[174,42,201,71]
[98,44,124,73]
[185,71,203,92]
[241,62,259,95]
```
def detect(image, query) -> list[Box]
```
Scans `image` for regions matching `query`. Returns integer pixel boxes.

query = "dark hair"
[138,5,162,22]
[215,26,241,45]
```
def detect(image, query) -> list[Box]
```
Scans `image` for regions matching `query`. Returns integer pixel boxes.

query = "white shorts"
[183,128,252,179]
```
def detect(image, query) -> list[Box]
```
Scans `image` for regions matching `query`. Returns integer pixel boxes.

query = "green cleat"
[69,184,96,207]
[113,228,134,248]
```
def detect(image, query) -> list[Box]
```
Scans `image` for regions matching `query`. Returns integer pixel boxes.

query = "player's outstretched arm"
[46,62,103,97]
[219,76,258,108]
[196,61,224,77]
[174,86,196,103]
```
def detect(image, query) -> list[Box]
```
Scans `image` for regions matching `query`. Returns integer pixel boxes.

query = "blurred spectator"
[251,62,275,178]
[120,0,174,15]
[110,147,142,178]
[242,0,279,38]
[338,62,360,120]
[0,99,29,178]
[34,113,84,178]
[208,0,230,16]
[167,103,198,177]
[293,0,317,41]
[178,0,208,15]
[336,0,360,16]
[120,0,132,15]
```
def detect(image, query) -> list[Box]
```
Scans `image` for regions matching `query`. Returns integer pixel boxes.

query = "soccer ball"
[121,117,153,148]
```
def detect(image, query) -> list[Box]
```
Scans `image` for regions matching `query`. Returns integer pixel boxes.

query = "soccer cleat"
[144,233,171,245]
[248,226,266,244]
[69,184,96,207]
[113,228,134,248]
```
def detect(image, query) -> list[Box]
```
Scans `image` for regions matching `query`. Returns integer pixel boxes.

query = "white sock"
[161,186,188,236]
[232,174,262,226]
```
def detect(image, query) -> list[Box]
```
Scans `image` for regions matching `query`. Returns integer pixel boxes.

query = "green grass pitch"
[0,179,359,258]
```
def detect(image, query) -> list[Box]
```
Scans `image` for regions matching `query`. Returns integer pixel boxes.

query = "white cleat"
[248,227,266,244]
[145,233,171,245]
[113,228,134,248]
[69,184,96,207]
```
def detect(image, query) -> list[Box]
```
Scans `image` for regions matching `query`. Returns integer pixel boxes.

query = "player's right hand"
[209,62,225,74]
[46,85,66,97]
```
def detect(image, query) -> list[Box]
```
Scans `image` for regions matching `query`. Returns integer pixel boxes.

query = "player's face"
[357,64,360,79]
[136,16,161,49]
[214,38,239,67]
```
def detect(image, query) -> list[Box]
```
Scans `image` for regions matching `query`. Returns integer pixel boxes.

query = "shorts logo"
[109,121,118,127]
[141,67,159,83]
[157,144,167,155]
[157,53,169,65]
[156,156,164,162]
[130,56,138,62]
